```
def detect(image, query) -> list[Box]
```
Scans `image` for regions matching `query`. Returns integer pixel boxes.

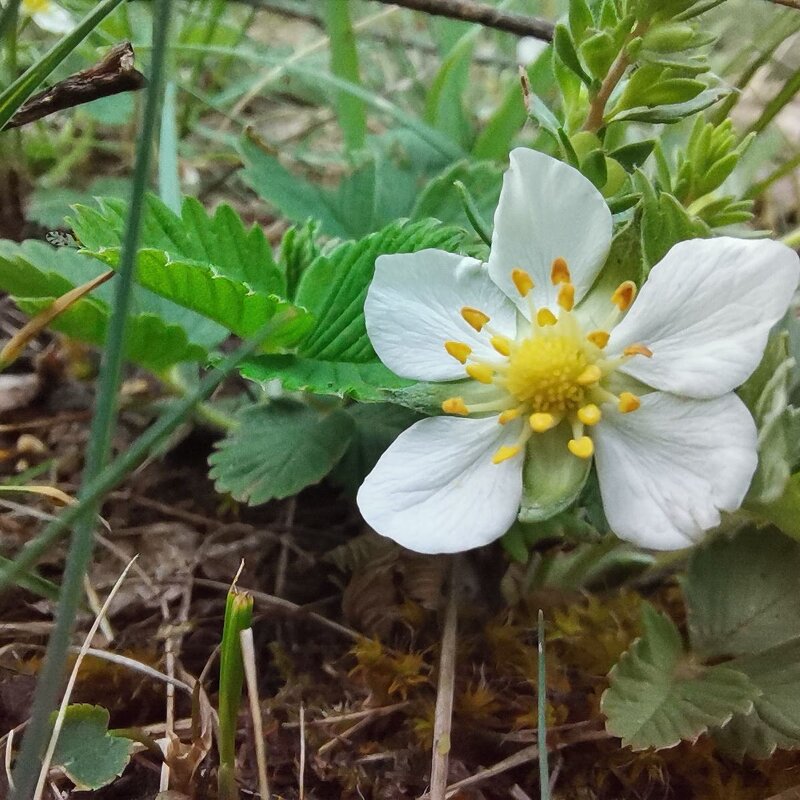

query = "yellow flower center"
[441,260,651,464]
[505,334,590,411]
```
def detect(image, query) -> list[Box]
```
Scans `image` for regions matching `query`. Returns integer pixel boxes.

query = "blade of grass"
[8,1,174,795]
[0,309,299,594]
[538,610,550,800]
[746,63,800,135]
[322,0,366,153]
[0,555,59,601]
[0,0,126,132]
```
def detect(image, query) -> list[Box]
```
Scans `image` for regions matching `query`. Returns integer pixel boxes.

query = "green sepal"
[518,425,591,523]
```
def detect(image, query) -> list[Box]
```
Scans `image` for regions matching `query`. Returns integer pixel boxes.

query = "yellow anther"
[536,308,557,327]
[492,445,521,464]
[577,404,601,426]
[623,343,653,358]
[587,330,610,348]
[618,392,641,413]
[577,364,602,386]
[445,340,472,364]
[498,408,523,425]
[490,335,512,357]
[466,364,495,384]
[550,257,571,285]
[529,412,557,433]
[568,436,594,459]
[611,280,637,311]
[511,268,534,297]
[442,397,469,416]
[461,306,490,332]
[557,282,575,312]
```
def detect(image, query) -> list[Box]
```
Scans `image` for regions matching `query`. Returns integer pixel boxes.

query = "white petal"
[365,249,517,382]
[592,392,758,550]
[608,237,800,398]
[357,415,524,553]
[33,5,74,33]
[487,148,613,314]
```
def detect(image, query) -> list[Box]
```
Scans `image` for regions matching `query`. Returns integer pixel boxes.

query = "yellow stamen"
[536,308,557,327]
[461,306,490,332]
[557,282,575,312]
[492,445,521,464]
[577,364,602,386]
[550,257,571,285]
[568,436,594,459]
[587,330,610,348]
[511,268,534,297]
[466,364,495,384]
[529,412,557,433]
[445,340,472,363]
[611,280,637,311]
[577,404,601,426]
[490,335,512,357]
[442,397,469,416]
[618,392,641,413]
[498,407,523,425]
[623,343,653,358]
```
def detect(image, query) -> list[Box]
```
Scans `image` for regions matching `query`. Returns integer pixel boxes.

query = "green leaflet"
[209,401,355,505]
[70,194,285,295]
[50,705,133,791]
[602,605,757,750]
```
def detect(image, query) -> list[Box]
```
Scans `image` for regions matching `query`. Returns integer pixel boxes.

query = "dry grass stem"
[240,627,270,800]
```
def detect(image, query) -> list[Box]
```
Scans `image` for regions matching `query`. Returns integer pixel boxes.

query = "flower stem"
[582,20,648,133]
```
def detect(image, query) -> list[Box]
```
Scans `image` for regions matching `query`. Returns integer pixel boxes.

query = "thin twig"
[299,704,306,800]
[369,0,554,40]
[429,557,461,800]
[193,578,361,641]
[240,628,270,800]
[5,43,146,130]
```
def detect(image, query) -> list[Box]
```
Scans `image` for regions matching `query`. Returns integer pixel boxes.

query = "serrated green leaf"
[209,402,355,505]
[239,353,413,401]
[51,704,133,790]
[90,248,312,347]
[602,605,757,750]
[71,194,285,295]
[279,220,323,300]
[295,219,467,361]
[714,637,800,759]
[686,526,800,658]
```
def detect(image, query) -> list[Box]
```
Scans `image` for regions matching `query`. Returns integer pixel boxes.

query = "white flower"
[357,148,800,554]
[21,0,74,34]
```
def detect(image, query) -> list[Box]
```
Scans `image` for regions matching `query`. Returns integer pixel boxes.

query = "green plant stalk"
[159,80,181,212]
[0,555,59,600]
[453,179,492,247]
[746,150,800,199]
[0,0,20,49]
[218,589,254,800]
[8,2,173,795]
[160,365,240,431]
[323,0,367,153]
[0,0,125,131]
[0,310,298,593]
[537,609,550,800]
